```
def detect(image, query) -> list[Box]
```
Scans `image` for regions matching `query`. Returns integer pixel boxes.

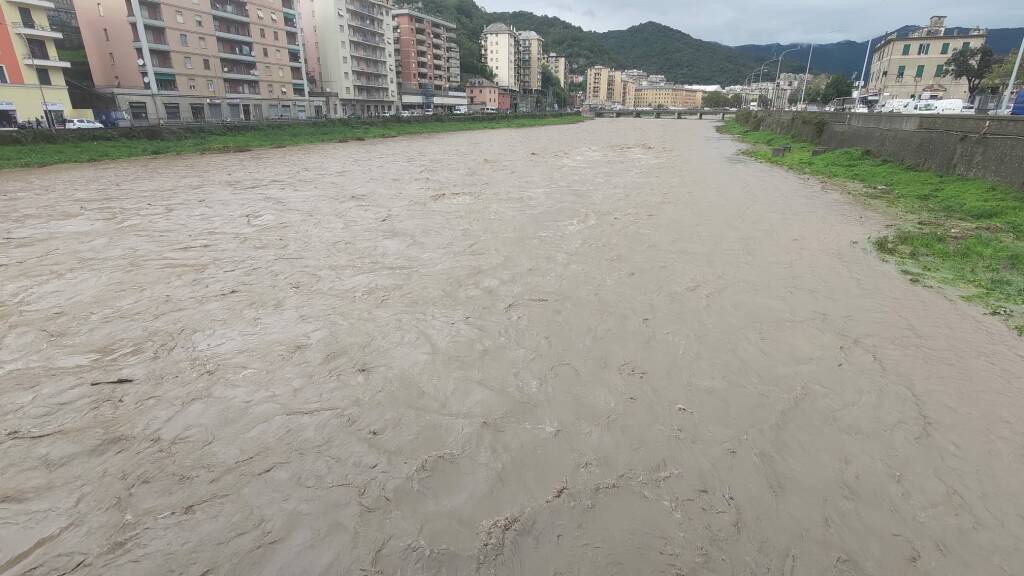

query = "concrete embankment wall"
[743,111,1024,190]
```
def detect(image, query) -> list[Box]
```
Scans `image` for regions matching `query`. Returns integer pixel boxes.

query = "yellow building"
[867,16,987,102]
[0,0,79,127]
[633,84,703,109]
[585,65,610,104]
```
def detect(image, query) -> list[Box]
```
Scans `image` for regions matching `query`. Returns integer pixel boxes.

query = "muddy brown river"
[2,119,1024,575]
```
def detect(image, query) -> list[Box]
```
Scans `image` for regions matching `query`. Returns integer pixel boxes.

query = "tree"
[728,93,744,108]
[820,75,853,104]
[982,50,1023,91]
[944,45,995,101]
[702,91,730,108]
[540,64,568,110]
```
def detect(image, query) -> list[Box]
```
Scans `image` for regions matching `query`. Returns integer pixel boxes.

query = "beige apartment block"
[633,84,703,109]
[545,53,566,87]
[585,65,609,104]
[517,30,542,92]
[607,68,624,104]
[77,0,320,124]
[480,22,518,91]
[867,15,987,102]
[303,0,398,117]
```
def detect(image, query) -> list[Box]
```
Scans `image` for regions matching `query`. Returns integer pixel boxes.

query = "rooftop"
[391,9,455,29]
[482,22,516,35]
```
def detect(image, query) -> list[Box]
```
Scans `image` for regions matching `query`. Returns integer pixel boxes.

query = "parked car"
[400,110,415,118]
[452,106,468,115]
[65,118,104,129]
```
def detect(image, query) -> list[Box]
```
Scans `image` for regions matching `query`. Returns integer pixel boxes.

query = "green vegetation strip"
[0,115,585,170]
[720,119,1024,335]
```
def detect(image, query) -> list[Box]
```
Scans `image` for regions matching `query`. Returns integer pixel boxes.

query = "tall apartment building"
[868,15,987,102]
[545,53,565,87]
[76,0,317,124]
[302,0,397,117]
[0,0,76,126]
[517,30,541,91]
[585,65,609,104]
[391,8,464,113]
[480,22,517,91]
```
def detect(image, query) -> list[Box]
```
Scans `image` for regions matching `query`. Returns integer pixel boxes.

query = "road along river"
[2,119,1023,575]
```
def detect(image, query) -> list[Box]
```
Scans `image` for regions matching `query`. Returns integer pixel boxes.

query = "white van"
[877,99,912,113]
[935,99,968,114]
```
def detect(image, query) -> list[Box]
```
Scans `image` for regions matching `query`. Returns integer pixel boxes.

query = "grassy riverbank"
[720,119,1024,335]
[0,115,585,170]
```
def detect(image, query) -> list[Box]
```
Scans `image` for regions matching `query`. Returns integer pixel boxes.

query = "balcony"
[351,52,386,62]
[23,56,71,68]
[214,29,251,42]
[133,40,171,50]
[347,3,383,19]
[127,15,166,28]
[211,2,249,22]
[9,0,55,7]
[11,22,63,39]
[349,20,383,33]
[219,49,256,62]
[223,72,259,80]
[349,35,385,48]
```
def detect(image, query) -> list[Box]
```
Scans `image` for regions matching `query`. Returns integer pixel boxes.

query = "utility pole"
[857,37,873,100]
[799,43,814,108]
[999,34,1024,113]
[129,0,160,125]
[773,47,799,110]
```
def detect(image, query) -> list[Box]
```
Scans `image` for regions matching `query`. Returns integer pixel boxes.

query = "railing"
[211,2,248,16]
[11,21,60,32]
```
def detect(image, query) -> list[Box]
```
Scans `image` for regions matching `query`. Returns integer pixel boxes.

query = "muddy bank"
[2,119,1023,575]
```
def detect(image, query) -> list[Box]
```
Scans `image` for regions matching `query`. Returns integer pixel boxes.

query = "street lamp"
[772,47,800,109]
[999,34,1024,113]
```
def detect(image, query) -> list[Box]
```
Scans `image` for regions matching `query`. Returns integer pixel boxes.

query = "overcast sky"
[477,0,1024,45]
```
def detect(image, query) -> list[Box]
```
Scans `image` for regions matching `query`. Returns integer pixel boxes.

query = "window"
[343,71,348,79]
[915,65,925,79]
[103,28,110,41]
[207,79,215,91]
[345,86,350,94]
[195,15,202,27]
[164,103,181,120]
[256,8,264,19]
[191,104,205,121]
[260,28,266,38]
[202,58,210,70]
[262,47,269,57]
[188,77,196,90]
[278,67,283,77]
[97,2,103,16]
[37,68,51,85]
[267,83,273,92]
[273,30,279,41]
[941,42,950,55]
[896,65,906,79]
[264,65,271,75]
[917,43,929,55]
[175,10,184,23]
[901,44,911,56]
[270,11,278,21]
[108,52,115,64]
[962,42,971,51]
[179,33,188,47]
[275,49,281,58]
[935,64,944,77]
[0,65,7,84]
[185,56,193,68]
[199,36,206,49]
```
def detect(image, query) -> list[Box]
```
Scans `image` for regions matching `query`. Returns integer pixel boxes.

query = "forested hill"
[404,0,769,85]
[401,0,1024,86]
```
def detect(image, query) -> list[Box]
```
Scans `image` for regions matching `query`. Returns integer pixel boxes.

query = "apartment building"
[392,8,465,113]
[633,84,703,109]
[480,22,517,91]
[0,0,77,127]
[465,76,504,111]
[585,65,609,104]
[303,0,397,117]
[545,53,565,87]
[76,0,318,124]
[517,29,542,91]
[868,15,987,102]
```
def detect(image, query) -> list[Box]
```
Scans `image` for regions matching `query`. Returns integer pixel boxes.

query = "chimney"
[929,15,947,29]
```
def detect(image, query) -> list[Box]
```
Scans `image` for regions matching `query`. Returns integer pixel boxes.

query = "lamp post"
[773,47,799,110]
[799,43,815,108]
[757,58,777,109]
[999,34,1024,113]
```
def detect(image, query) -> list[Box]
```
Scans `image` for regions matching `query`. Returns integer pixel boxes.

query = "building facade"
[392,8,464,113]
[516,29,541,92]
[0,0,77,126]
[304,0,397,117]
[545,53,565,87]
[867,15,987,102]
[480,22,517,91]
[632,84,703,109]
[76,0,320,124]
[585,65,609,104]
